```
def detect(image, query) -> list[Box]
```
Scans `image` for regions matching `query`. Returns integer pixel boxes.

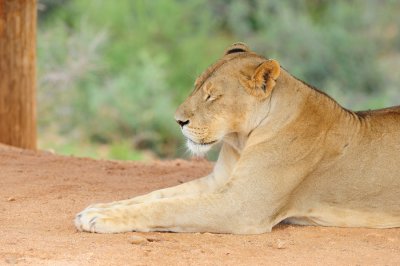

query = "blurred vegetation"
[37,0,400,160]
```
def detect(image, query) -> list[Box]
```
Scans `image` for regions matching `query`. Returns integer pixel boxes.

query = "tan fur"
[75,43,400,234]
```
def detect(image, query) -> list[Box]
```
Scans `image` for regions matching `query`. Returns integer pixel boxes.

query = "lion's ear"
[241,59,280,100]
[224,42,250,55]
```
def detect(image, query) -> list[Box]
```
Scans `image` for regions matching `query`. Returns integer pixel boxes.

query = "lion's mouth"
[187,138,218,146]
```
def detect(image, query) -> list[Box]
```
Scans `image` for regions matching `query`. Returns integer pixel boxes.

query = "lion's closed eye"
[204,93,220,102]
[202,82,222,102]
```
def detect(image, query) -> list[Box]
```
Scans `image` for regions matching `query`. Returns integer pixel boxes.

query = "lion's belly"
[284,206,400,229]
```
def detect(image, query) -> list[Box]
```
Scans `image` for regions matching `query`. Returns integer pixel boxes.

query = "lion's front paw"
[74,207,135,233]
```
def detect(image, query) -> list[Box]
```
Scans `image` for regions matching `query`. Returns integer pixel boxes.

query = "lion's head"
[174,43,281,155]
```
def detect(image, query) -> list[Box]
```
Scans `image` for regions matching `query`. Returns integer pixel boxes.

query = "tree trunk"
[0,0,37,150]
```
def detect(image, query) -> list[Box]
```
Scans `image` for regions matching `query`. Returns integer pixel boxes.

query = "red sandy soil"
[0,144,399,265]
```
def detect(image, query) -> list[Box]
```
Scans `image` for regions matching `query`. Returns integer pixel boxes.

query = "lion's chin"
[186,139,214,157]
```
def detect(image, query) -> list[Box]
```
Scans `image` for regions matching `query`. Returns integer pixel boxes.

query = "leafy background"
[37,0,400,160]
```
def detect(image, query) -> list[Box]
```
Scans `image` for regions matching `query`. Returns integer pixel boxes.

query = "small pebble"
[7,197,16,202]
[146,236,161,242]
[275,239,286,249]
[129,235,148,245]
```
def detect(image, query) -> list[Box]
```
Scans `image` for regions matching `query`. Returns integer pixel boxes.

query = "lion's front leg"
[74,195,227,233]
[74,190,270,234]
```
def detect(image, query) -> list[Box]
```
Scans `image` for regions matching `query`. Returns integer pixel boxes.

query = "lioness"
[75,43,400,234]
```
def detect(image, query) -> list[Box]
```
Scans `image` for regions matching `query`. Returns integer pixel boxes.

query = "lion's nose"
[176,119,190,127]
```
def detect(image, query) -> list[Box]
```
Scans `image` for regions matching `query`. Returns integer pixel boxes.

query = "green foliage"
[108,142,144,161]
[37,0,400,159]
[39,140,144,161]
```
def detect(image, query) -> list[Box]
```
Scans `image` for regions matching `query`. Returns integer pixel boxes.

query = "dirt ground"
[1,144,399,265]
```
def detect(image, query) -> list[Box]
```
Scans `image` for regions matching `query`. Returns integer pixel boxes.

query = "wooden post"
[0,0,37,150]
